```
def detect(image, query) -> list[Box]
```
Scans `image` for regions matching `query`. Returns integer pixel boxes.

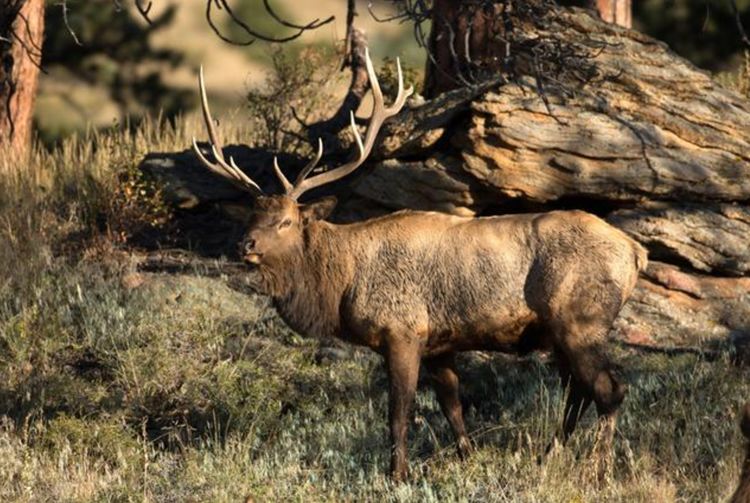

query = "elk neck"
[255,220,355,338]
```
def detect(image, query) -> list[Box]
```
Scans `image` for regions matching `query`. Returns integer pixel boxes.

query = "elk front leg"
[385,336,422,482]
[425,353,472,459]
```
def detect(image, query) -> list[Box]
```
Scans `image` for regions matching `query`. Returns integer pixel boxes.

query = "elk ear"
[300,196,337,224]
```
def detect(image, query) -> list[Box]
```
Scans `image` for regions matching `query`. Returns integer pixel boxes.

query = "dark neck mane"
[255,222,353,338]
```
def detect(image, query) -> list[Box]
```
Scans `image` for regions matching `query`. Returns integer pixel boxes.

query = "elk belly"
[424,310,540,357]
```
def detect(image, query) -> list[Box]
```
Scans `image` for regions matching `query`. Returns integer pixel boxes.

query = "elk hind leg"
[557,352,594,444]
[541,350,592,461]
[555,323,626,477]
[425,353,472,459]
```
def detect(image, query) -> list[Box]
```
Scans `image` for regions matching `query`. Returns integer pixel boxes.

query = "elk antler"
[194,50,412,200]
[192,66,263,196]
[277,48,413,200]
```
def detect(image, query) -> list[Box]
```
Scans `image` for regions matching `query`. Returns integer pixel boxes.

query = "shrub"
[245,45,343,153]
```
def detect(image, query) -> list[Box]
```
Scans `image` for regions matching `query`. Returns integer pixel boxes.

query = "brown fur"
[241,195,647,480]
[733,404,750,503]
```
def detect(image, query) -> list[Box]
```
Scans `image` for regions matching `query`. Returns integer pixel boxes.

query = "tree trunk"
[595,0,631,28]
[423,0,508,98]
[0,0,44,158]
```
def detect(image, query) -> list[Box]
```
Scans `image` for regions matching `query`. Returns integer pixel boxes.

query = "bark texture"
[595,0,631,27]
[452,24,750,204]
[0,0,44,157]
[423,0,508,98]
[608,203,750,277]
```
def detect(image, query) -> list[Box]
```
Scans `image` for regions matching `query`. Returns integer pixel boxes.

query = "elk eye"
[278,219,292,229]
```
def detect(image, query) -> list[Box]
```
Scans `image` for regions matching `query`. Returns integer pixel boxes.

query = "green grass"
[0,117,749,502]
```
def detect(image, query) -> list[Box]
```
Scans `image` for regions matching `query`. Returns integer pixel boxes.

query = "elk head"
[192,49,413,268]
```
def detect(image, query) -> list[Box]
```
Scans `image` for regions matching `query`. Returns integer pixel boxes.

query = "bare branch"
[17,11,43,54]
[443,20,473,87]
[342,0,357,69]
[204,0,254,46]
[263,0,331,31]
[11,31,43,71]
[206,0,334,46]
[59,0,83,47]
[135,0,154,25]
[367,1,409,23]
[728,0,750,49]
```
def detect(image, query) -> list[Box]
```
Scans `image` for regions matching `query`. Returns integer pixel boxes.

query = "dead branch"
[205,0,333,46]
[728,0,750,49]
[135,0,153,25]
[342,0,357,69]
[60,0,83,46]
[302,27,370,147]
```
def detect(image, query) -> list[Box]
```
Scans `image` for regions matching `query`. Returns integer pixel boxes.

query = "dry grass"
[0,114,749,502]
[717,50,750,98]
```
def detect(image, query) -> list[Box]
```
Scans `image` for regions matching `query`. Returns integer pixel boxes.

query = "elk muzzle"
[241,239,263,266]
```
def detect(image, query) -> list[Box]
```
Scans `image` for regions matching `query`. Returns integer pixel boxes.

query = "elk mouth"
[244,253,263,266]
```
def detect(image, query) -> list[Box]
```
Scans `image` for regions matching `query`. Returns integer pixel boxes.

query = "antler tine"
[349,111,365,158]
[386,56,411,114]
[192,66,263,195]
[365,48,384,109]
[293,138,324,187]
[271,137,324,195]
[288,49,414,200]
[198,66,221,152]
[272,156,294,193]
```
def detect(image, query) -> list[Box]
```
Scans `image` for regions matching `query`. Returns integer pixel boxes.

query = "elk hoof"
[457,436,474,460]
[539,436,563,465]
[390,466,409,483]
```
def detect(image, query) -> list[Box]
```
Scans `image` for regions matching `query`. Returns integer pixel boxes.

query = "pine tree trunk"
[0,0,45,158]
[423,0,507,98]
[595,0,631,28]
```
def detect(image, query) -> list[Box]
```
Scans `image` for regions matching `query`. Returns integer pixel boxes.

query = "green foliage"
[245,45,342,152]
[96,130,171,245]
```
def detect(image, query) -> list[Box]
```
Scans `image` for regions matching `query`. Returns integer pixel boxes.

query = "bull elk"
[192,50,647,481]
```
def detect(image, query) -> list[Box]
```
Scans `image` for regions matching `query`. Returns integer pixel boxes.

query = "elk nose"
[243,239,256,254]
